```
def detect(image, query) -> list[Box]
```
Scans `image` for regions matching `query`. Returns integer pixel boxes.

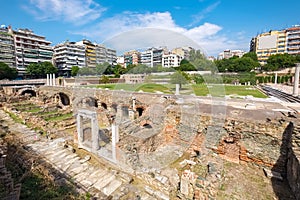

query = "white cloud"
[24,0,106,25]
[189,1,221,27]
[73,11,248,56]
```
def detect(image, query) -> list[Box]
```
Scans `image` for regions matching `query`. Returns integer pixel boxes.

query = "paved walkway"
[266,83,294,95]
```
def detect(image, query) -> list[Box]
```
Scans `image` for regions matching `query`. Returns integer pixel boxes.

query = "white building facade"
[218,49,246,60]
[13,28,53,76]
[162,53,183,67]
[53,41,86,74]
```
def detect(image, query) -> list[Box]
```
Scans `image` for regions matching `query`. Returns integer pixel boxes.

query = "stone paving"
[0,110,127,198]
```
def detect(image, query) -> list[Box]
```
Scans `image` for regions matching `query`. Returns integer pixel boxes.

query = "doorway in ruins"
[82,118,92,150]
[77,109,99,153]
[76,109,119,163]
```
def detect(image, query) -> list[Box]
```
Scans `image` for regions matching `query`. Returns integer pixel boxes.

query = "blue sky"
[1,0,300,56]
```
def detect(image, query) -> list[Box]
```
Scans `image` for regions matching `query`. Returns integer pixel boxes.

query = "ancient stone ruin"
[0,84,300,199]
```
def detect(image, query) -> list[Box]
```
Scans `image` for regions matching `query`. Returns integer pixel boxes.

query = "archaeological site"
[0,81,300,200]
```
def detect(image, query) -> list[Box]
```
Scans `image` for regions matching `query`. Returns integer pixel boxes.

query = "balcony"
[288,41,300,45]
[287,35,300,39]
[288,46,300,50]
[15,35,51,44]
[0,53,14,58]
[24,54,38,58]
[287,30,300,35]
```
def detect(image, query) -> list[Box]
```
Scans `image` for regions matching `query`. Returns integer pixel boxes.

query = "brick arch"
[77,96,99,108]
[18,88,37,97]
[136,106,145,117]
[58,92,71,106]
[140,120,153,128]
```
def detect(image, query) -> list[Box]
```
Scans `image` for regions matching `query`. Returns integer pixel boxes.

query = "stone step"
[68,163,89,176]
[45,149,68,162]
[55,155,78,169]
[52,152,70,163]
[93,173,116,191]
[102,179,122,196]
[74,167,96,182]
[86,169,108,185]
[61,157,81,172]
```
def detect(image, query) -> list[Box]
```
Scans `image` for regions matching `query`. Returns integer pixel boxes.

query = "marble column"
[91,115,99,153]
[49,74,53,86]
[175,84,180,95]
[76,114,83,147]
[53,73,56,86]
[46,74,50,86]
[112,123,119,162]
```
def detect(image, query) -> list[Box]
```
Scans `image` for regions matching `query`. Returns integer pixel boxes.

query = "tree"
[170,71,189,88]
[215,59,232,72]
[113,64,124,78]
[264,53,296,71]
[42,61,58,74]
[188,49,215,71]
[71,66,79,77]
[215,56,259,73]
[192,74,205,84]
[0,62,17,80]
[26,63,42,77]
[95,62,110,75]
[177,59,196,71]
[100,75,110,84]
[242,52,258,61]
[104,64,114,75]
[232,57,259,72]
[26,62,57,78]
[78,67,96,75]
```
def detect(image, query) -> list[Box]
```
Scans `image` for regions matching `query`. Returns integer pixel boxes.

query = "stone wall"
[287,123,300,200]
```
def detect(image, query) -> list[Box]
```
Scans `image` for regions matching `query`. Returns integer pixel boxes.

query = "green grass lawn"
[45,113,73,122]
[192,84,267,98]
[223,85,267,98]
[90,83,172,93]
[87,83,267,98]
[27,107,42,113]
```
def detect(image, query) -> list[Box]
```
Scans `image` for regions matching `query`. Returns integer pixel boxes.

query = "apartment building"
[105,47,117,65]
[162,53,183,67]
[95,44,107,64]
[124,50,140,67]
[286,26,300,55]
[76,39,96,68]
[172,47,193,60]
[218,49,246,60]
[0,26,15,68]
[76,40,117,67]
[53,41,86,74]
[13,28,53,75]
[141,47,167,67]
[251,30,287,65]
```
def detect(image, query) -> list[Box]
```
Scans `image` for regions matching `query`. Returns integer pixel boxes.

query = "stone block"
[93,173,115,191]
[263,168,283,181]
[102,179,122,196]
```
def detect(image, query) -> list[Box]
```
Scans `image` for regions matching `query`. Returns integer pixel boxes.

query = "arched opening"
[59,92,70,106]
[84,98,98,108]
[101,102,108,109]
[83,127,92,149]
[142,123,152,129]
[20,89,36,97]
[111,104,117,112]
[136,107,144,117]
